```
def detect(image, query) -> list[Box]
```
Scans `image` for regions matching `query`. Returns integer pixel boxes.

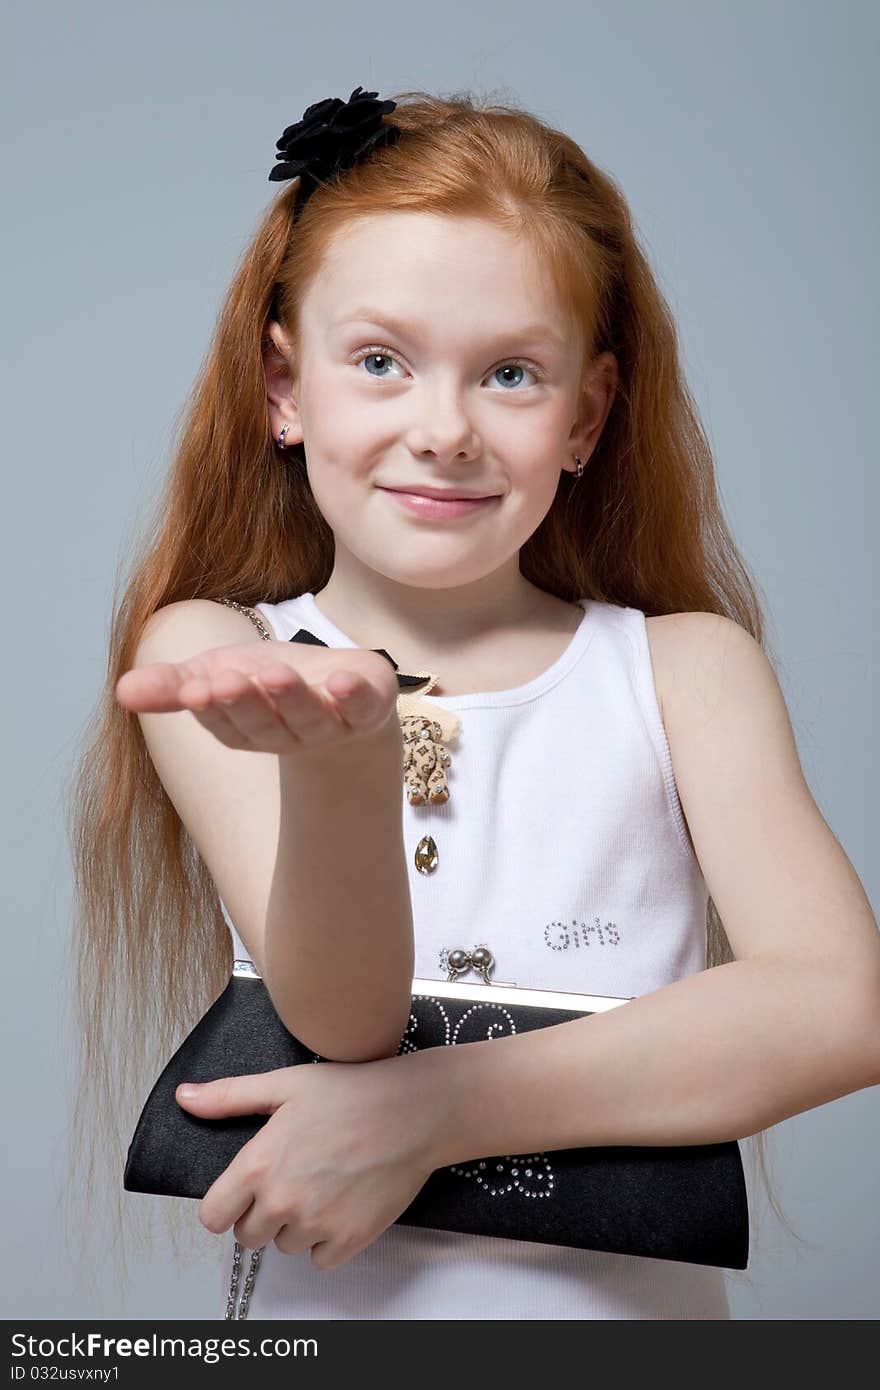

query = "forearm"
[398,957,880,1167]
[265,729,413,1062]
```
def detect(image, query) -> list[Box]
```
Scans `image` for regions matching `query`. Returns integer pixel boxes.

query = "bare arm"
[382,613,880,1163]
[395,953,880,1166]
[265,730,415,1063]
[122,599,414,1064]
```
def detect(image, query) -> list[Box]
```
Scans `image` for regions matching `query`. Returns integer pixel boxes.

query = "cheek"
[504,437,567,501]
[308,376,389,470]
[302,383,373,477]
[494,401,566,460]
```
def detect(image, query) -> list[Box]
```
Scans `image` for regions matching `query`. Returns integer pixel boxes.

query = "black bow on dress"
[288,628,430,692]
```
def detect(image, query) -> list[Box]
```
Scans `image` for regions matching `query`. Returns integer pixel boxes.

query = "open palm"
[115,640,402,755]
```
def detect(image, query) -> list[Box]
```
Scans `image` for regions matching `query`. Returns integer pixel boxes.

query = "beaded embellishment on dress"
[214,597,460,874]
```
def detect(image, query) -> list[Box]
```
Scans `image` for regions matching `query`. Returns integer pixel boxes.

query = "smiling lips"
[380,487,500,519]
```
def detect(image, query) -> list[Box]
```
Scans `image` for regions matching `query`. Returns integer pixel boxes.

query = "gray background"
[5,0,877,1319]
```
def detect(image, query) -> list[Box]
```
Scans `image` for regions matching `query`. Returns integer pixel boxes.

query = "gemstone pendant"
[414,834,439,875]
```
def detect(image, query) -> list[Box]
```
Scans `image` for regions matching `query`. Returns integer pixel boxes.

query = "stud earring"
[277,426,289,447]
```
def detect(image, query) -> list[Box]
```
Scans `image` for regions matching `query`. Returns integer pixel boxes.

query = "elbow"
[270,986,412,1064]
[857,1028,880,1091]
[841,972,880,1089]
[868,1019,880,1089]
[286,1027,408,1065]
[325,1036,407,1064]
[297,1025,408,1064]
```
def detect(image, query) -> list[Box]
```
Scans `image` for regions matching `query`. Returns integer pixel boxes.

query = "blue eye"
[491,362,536,390]
[357,351,403,380]
[352,347,542,389]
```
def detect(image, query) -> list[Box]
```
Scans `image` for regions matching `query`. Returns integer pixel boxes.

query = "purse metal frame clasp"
[231,949,631,1016]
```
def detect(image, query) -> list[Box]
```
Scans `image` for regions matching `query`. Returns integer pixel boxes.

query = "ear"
[566,351,619,471]
[263,319,304,448]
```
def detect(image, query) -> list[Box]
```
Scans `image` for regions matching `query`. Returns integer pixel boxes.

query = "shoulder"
[642,612,880,996]
[644,609,803,880]
[645,609,800,784]
[125,599,284,983]
[644,610,757,721]
[135,598,276,662]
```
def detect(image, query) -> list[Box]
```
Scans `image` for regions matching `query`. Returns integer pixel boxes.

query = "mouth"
[378,487,500,520]
[379,484,500,500]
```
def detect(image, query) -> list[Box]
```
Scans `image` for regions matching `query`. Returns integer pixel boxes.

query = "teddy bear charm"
[283,625,461,877]
[397,675,461,876]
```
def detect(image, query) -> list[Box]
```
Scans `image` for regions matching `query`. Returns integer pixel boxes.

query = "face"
[265,211,617,596]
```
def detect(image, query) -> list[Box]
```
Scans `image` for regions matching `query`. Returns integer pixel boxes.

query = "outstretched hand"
[175,1055,440,1269]
[115,640,403,756]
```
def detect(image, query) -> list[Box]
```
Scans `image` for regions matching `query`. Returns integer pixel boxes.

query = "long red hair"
[62,88,806,1301]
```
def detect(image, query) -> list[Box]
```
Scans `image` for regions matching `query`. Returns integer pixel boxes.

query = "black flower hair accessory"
[268,85,401,208]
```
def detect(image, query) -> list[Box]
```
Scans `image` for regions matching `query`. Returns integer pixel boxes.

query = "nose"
[404,377,481,463]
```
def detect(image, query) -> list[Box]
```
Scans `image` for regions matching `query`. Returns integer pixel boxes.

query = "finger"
[115,649,268,716]
[201,1132,305,1247]
[115,650,227,713]
[178,670,297,750]
[275,1225,321,1258]
[237,1207,318,1255]
[324,669,374,717]
[308,1227,377,1268]
[199,1162,260,1238]
[196,1122,276,1237]
[175,1069,293,1116]
[323,668,397,733]
[246,664,390,744]
[115,661,197,713]
[309,1238,347,1269]
[248,665,350,743]
[187,665,344,747]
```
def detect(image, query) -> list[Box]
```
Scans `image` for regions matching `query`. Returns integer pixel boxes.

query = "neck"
[314,566,555,658]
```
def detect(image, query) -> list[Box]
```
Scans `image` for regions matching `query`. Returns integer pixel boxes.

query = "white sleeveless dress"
[215,592,732,1319]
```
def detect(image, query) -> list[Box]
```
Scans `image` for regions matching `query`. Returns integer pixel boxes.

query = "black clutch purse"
[124,954,749,1273]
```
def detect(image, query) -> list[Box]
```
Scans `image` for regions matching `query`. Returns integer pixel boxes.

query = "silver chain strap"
[213,596,480,1316]
[225,1240,264,1320]
[221,944,496,1318]
[217,599,272,1316]
[213,596,275,642]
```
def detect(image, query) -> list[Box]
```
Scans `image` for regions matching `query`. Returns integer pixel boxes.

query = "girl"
[67,86,880,1321]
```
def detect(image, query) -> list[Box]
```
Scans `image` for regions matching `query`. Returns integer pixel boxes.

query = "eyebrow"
[330,309,568,353]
